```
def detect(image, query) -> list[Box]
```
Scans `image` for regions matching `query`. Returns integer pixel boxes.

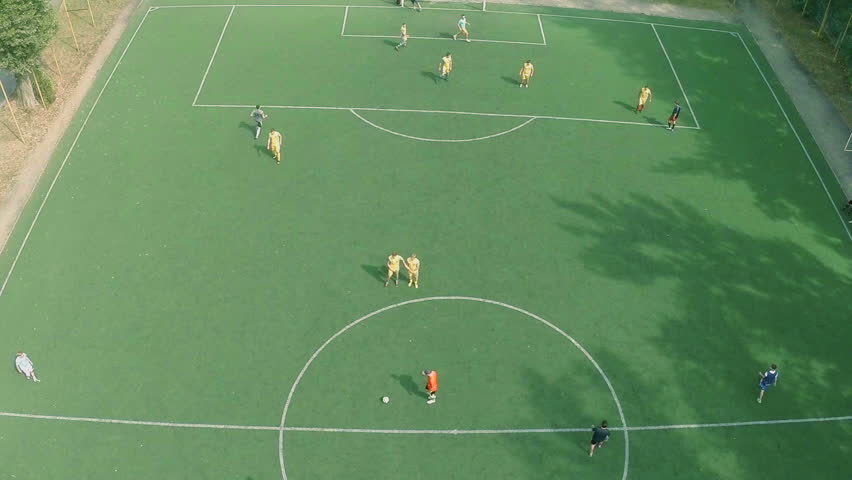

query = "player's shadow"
[421,71,440,84]
[612,100,635,112]
[239,121,256,137]
[501,76,519,85]
[391,373,425,398]
[361,264,387,283]
[384,39,398,48]
[254,144,276,163]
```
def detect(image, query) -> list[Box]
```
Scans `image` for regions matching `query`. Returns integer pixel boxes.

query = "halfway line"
[2,411,849,433]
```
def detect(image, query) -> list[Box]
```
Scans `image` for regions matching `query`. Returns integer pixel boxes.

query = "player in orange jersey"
[422,369,438,404]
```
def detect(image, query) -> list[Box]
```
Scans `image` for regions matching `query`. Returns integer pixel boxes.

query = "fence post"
[62,0,80,51]
[834,12,851,61]
[85,0,96,27]
[29,70,47,108]
[0,80,26,142]
[50,50,63,87]
[817,0,832,38]
[801,0,809,15]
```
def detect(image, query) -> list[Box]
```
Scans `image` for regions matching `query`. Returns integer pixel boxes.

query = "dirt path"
[737,0,851,197]
[0,0,145,254]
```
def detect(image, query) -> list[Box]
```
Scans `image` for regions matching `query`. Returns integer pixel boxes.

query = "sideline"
[0,0,148,257]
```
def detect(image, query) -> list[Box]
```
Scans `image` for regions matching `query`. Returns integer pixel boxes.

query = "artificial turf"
[0,1,849,479]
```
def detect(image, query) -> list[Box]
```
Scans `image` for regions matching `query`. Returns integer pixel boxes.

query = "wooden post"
[85,0,96,27]
[51,50,63,87]
[62,0,80,51]
[0,80,25,142]
[817,0,832,38]
[801,0,809,15]
[834,12,851,62]
[29,70,47,108]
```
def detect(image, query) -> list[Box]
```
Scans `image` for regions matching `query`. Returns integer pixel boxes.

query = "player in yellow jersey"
[636,85,652,113]
[267,128,283,164]
[439,53,452,81]
[395,24,409,51]
[405,253,420,288]
[519,60,534,88]
[385,252,407,287]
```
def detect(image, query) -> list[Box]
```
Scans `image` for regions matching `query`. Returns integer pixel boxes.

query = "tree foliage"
[0,0,58,75]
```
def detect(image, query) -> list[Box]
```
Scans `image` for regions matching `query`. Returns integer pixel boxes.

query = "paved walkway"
[737,0,851,198]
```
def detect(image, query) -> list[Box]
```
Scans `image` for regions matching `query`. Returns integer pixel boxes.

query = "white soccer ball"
[382,396,390,404]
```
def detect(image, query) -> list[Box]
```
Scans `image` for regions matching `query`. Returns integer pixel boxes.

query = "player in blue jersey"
[757,364,778,403]
[667,101,682,131]
[453,15,472,43]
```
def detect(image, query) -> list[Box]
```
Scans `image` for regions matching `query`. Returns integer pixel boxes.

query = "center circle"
[277,296,630,480]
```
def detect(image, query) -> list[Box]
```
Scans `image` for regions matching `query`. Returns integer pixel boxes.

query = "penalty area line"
[192,104,697,129]
[2,411,850,433]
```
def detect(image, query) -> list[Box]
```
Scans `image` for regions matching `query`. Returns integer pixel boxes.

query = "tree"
[0,0,58,108]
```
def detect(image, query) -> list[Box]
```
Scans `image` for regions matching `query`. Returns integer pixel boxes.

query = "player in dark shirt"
[667,101,682,131]
[589,420,610,456]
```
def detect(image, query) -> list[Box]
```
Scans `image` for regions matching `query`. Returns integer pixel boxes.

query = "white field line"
[2,410,850,433]
[0,7,154,300]
[275,296,632,480]
[350,109,536,142]
[342,33,545,46]
[651,24,700,129]
[191,5,235,106]
[537,14,547,45]
[845,131,852,152]
[194,104,698,129]
[340,5,348,36]
[737,33,852,241]
[0,411,278,430]
[150,4,739,34]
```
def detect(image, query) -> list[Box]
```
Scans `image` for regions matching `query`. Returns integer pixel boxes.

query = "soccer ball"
[381,396,390,404]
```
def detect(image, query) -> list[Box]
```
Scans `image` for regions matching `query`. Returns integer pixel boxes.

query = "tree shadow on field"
[549,192,852,478]
[239,121,255,136]
[391,373,424,398]
[421,71,440,84]
[361,264,387,283]
[498,367,610,477]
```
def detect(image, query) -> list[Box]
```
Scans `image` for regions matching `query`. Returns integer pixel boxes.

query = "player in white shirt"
[15,352,40,382]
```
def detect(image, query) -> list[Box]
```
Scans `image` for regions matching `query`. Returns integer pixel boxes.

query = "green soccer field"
[1,1,850,479]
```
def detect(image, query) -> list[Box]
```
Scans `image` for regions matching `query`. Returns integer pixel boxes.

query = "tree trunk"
[15,74,39,109]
